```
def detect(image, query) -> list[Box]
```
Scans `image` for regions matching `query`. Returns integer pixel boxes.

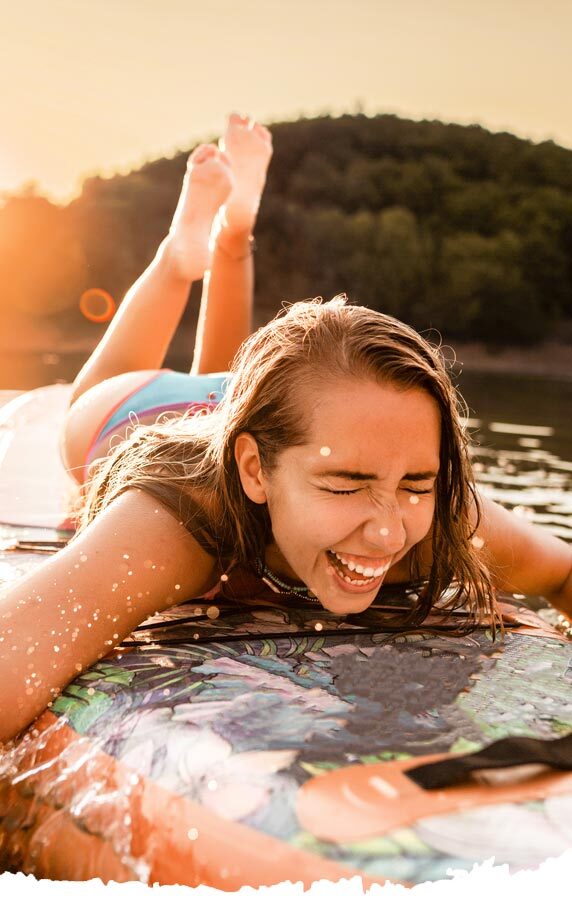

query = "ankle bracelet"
[216,235,257,261]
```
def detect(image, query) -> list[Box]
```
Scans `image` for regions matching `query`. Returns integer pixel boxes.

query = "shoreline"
[1,338,572,391]
[442,340,572,380]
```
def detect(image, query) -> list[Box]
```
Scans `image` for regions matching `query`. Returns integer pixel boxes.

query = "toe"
[254,122,272,144]
[227,112,245,128]
[189,144,216,166]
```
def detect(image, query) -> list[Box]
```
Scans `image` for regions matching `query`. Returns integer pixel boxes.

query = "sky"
[1,0,572,202]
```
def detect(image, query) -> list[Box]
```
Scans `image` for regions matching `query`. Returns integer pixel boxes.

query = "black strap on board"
[406,732,572,790]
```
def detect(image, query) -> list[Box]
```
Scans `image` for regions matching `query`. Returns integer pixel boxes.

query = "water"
[1,369,571,543]
[459,372,572,542]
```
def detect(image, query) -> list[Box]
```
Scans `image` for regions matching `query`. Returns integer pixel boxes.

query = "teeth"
[331,550,388,580]
[341,572,375,586]
[328,550,390,588]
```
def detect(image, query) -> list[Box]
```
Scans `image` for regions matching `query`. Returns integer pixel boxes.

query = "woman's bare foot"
[165,144,234,281]
[216,113,273,237]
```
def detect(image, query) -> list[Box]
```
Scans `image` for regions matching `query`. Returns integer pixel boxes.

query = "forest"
[1,112,572,356]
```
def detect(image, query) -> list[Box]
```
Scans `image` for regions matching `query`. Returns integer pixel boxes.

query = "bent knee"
[60,370,161,483]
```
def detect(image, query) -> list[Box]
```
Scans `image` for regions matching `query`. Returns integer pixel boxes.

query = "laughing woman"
[1,115,571,743]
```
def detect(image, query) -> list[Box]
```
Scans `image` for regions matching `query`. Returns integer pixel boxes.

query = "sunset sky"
[2,0,571,202]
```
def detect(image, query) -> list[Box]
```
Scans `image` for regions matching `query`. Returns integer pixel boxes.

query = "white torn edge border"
[1,853,572,899]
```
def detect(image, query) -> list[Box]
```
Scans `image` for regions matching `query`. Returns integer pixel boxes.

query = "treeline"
[2,113,572,348]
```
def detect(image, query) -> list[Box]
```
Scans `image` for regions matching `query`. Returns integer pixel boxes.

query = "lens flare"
[79,288,116,323]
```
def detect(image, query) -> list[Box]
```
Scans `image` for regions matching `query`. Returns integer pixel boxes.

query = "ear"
[234,433,268,504]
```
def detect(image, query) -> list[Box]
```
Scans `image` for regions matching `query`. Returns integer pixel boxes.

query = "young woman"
[1,115,571,744]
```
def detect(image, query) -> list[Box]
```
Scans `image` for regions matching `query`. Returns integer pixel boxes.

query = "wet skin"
[238,379,441,616]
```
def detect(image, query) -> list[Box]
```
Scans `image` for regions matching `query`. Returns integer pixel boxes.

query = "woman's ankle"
[214,226,255,261]
[156,235,199,284]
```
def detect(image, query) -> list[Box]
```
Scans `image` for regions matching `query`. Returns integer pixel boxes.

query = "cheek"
[402,497,435,541]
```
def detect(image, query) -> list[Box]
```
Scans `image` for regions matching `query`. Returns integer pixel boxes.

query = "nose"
[362,501,406,555]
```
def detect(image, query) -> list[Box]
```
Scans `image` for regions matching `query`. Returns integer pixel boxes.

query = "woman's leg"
[191,114,273,374]
[62,116,272,482]
[69,144,233,406]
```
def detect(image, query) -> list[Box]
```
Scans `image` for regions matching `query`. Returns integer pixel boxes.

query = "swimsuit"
[83,369,231,480]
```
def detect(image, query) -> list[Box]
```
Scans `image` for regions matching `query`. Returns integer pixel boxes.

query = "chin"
[317,593,376,617]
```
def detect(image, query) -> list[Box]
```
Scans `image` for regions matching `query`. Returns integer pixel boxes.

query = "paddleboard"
[0,384,75,530]
[0,387,571,888]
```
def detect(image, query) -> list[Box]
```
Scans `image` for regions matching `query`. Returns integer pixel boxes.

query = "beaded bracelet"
[216,235,257,261]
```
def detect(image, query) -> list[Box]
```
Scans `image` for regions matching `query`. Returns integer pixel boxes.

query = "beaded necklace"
[254,558,318,602]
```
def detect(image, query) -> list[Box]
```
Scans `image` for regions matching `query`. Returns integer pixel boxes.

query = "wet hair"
[79,296,497,633]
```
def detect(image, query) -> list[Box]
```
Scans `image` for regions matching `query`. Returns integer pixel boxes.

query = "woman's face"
[255,378,441,616]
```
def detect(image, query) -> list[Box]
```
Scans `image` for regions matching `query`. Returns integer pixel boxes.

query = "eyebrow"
[314,469,439,482]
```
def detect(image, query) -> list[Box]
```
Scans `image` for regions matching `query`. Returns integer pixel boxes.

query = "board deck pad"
[0,388,571,887]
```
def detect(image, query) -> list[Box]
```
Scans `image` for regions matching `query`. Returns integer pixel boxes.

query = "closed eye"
[322,488,361,496]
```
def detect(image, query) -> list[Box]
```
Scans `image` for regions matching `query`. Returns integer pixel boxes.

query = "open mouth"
[326,549,391,590]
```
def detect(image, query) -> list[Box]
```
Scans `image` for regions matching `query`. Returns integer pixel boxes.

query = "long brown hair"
[79,296,497,632]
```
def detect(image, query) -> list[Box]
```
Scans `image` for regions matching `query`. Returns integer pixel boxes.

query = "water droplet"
[409,495,420,505]
[53,645,60,653]
[207,606,220,620]
[207,779,217,791]
[143,559,153,569]
[379,527,389,536]
[314,622,323,631]
[471,535,485,549]
[188,828,199,841]
[80,554,87,562]
[123,554,130,560]
[220,573,229,582]
[175,584,181,590]
[319,446,331,457]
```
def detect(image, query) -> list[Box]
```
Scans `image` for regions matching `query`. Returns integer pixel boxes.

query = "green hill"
[2,113,572,351]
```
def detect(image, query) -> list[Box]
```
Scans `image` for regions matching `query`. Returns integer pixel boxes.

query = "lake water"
[1,368,571,544]
[459,372,572,542]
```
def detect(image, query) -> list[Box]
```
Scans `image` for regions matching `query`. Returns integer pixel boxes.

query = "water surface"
[459,372,572,542]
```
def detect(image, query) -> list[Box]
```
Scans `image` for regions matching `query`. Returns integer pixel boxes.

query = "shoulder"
[474,492,572,597]
[79,487,218,599]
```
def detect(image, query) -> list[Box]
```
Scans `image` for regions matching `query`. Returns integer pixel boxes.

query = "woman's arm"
[476,493,572,617]
[0,489,216,743]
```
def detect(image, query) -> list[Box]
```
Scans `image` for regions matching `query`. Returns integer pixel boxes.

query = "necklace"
[255,558,318,602]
